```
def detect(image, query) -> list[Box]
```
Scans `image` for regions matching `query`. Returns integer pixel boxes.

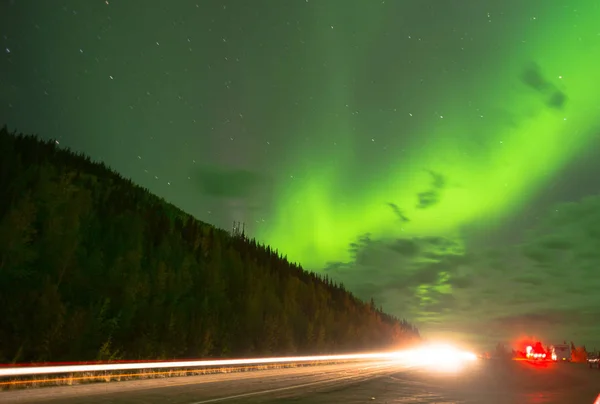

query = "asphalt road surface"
[2,359,599,403]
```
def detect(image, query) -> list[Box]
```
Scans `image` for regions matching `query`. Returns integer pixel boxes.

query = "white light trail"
[0,344,478,378]
[0,352,393,377]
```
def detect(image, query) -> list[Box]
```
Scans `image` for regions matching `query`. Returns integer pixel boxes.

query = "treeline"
[569,342,589,363]
[0,127,419,364]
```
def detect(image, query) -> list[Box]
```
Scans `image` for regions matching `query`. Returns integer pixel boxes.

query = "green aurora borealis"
[257,2,600,269]
[2,0,600,348]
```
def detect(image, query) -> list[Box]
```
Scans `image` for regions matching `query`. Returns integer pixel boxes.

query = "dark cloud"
[348,233,372,259]
[520,63,567,110]
[539,237,572,250]
[521,196,600,269]
[321,233,470,323]
[521,246,553,265]
[323,261,346,273]
[479,249,513,272]
[492,309,599,330]
[454,308,600,346]
[422,236,460,252]
[447,275,473,289]
[416,170,446,209]
[387,203,410,223]
[416,190,440,209]
[464,195,600,344]
[323,195,600,349]
[547,90,567,109]
[192,166,269,198]
[388,239,420,257]
[385,261,444,291]
[428,170,446,189]
[421,291,457,312]
[512,275,544,286]
[515,197,600,290]
[521,63,550,93]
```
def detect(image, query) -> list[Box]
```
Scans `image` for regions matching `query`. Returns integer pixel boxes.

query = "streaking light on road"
[390,344,477,372]
[0,352,394,377]
[0,344,478,378]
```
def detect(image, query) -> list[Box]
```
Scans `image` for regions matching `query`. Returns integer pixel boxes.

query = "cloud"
[483,308,600,342]
[416,191,440,209]
[493,311,568,329]
[388,239,420,257]
[387,203,410,223]
[520,62,567,110]
[323,234,470,323]
[547,90,567,109]
[512,275,544,286]
[448,275,473,289]
[192,166,270,198]
[521,63,550,92]
[322,194,600,349]
[521,196,600,276]
[474,196,600,344]
[416,170,446,209]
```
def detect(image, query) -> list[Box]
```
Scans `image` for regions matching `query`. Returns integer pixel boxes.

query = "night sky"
[2,0,600,350]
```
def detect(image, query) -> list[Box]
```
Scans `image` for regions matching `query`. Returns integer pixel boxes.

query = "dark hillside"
[0,126,419,363]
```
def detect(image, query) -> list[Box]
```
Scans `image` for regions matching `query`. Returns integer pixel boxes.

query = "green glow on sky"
[5,0,600,348]
[258,2,600,269]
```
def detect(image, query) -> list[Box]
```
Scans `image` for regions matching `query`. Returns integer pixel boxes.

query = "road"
[1,359,599,403]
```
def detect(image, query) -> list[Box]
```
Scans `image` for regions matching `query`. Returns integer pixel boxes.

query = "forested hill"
[0,127,419,364]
